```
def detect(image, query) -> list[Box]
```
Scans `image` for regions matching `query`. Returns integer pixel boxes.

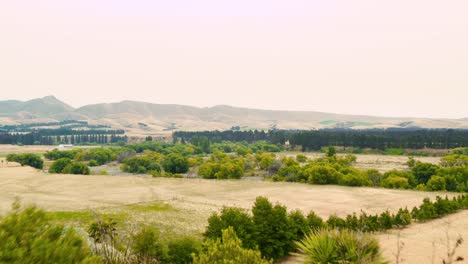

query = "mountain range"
[1,96,467,135]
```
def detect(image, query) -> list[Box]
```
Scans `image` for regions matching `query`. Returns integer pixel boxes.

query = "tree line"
[174,128,468,150]
[0,132,127,145]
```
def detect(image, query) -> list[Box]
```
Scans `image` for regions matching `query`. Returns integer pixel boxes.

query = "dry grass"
[285,152,441,172]
[0,154,464,263]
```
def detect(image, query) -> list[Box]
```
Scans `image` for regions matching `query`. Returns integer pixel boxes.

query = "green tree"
[167,237,201,264]
[0,203,100,264]
[412,162,439,184]
[326,146,336,158]
[426,175,446,191]
[252,197,294,260]
[6,153,44,169]
[131,226,167,263]
[193,227,270,264]
[49,158,73,173]
[162,153,189,174]
[204,207,256,249]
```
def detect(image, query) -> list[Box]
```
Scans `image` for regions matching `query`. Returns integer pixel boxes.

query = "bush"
[252,197,295,260]
[162,153,189,174]
[64,162,91,175]
[305,165,341,185]
[49,158,73,173]
[426,175,446,191]
[382,176,410,189]
[198,157,244,179]
[166,237,201,264]
[204,207,256,249]
[193,227,270,264]
[295,229,386,264]
[6,153,43,169]
[0,203,100,263]
[296,154,308,163]
[131,226,166,263]
[340,172,370,187]
[412,162,439,184]
[49,158,90,175]
[121,155,161,174]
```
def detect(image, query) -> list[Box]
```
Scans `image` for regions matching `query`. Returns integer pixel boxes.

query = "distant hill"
[1,96,467,134]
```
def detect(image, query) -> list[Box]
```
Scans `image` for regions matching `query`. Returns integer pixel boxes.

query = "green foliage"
[162,153,189,174]
[426,175,446,191]
[49,158,90,175]
[193,227,271,264]
[131,226,167,263]
[49,158,72,173]
[440,154,468,167]
[63,162,91,175]
[204,207,256,249]
[326,146,336,158]
[0,203,99,264]
[305,165,341,185]
[382,176,410,189]
[166,237,202,264]
[44,149,80,160]
[6,153,43,169]
[198,155,244,179]
[296,154,308,163]
[383,148,405,155]
[411,162,439,184]
[366,169,383,187]
[295,229,387,264]
[251,197,295,260]
[121,154,161,174]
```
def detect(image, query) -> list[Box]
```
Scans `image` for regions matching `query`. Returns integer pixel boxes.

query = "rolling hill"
[0,96,467,135]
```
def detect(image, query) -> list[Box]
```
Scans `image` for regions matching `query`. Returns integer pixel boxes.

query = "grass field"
[0,163,466,262]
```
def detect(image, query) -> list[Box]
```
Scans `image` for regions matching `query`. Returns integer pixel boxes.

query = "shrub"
[88,160,98,167]
[306,211,324,231]
[121,155,161,174]
[366,169,383,187]
[382,176,410,189]
[296,154,308,163]
[426,175,446,191]
[252,197,295,260]
[63,162,90,175]
[340,172,370,187]
[167,236,202,264]
[393,208,412,227]
[162,153,189,174]
[198,158,244,179]
[204,207,256,249]
[412,162,439,184]
[131,226,167,263]
[44,149,80,160]
[295,229,386,264]
[193,227,270,264]
[0,203,100,263]
[305,165,341,185]
[49,158,90,175]
[6,153,43,169]
[49,158,73,173]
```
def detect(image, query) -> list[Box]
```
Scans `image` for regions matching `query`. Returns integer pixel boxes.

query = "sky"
[0,0,467,118]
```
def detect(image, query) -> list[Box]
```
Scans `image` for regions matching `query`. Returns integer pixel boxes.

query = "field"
[0,159,466,263]
[285,152,441,172]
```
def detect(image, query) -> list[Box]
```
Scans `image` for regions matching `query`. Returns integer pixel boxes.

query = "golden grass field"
[1,158,466,263]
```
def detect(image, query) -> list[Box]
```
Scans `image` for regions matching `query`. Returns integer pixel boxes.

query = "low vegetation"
[6,153,43,169]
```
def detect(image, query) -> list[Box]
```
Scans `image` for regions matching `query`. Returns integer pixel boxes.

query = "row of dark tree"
[0,132,127,145]
[174,129,468,150]
[0,120,111,132]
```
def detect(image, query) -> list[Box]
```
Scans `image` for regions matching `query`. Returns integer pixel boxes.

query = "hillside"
[1,96,468,134]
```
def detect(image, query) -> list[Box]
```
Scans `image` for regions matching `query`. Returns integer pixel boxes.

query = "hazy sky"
[0,0,467,118]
